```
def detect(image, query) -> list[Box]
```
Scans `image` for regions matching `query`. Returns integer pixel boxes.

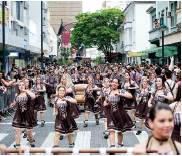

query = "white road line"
[7,132,35,150]
[74,131,91,155]
[133,131,148,143]
[0,133,8,141]
[40,132,55,148]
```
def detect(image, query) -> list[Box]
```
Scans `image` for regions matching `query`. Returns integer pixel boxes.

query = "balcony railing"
[0,30,25,49]
[124,22,132,29]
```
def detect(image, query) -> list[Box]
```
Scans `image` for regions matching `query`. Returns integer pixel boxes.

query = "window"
[170,2,177,27]
[166,7,168,27]
[152,15,156,29]
[16,1,20,20]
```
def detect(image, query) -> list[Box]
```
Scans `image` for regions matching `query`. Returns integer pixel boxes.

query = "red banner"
[62,31,71,46]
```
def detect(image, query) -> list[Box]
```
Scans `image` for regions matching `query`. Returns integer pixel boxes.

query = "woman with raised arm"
[134,78,154,135]
[145,75,174,130]
[121,72,139,127]
[53,86,78,148]
[83,76,101,127]
[34,77,47,127]
[104,78,134,148]
[10,81,37,148]
[170,84,181,143]
[133,104,181,155]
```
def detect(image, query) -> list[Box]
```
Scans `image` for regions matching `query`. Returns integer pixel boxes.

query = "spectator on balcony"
[153,19,160,29]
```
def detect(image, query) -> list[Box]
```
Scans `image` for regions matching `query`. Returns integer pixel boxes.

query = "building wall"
[47,1,82,33]
[135,4,151,51]
[50,26,58,56]
[29,1,49,57]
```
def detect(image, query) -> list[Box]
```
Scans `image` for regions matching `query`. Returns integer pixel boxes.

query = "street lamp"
[157,13,167,67]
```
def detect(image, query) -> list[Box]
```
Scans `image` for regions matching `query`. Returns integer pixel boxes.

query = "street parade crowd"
[0,56,181,155]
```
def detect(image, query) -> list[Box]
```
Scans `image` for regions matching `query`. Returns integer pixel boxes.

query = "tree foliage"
[92,56,104,64]
[70,8,124,62]
[57,59,73,66]
[60,47,74,59]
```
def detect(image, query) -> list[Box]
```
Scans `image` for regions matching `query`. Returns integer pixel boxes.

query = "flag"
[62,31,71,46]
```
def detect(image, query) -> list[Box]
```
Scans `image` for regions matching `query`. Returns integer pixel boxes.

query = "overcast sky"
[82,0,102,13]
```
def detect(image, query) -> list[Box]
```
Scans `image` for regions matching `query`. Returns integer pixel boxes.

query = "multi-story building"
[117,1,155,65]
[101,1,131,11]
[47,1,82,34]
[29,1,50,66]
[143,1,181,64]
[0,1,30,71]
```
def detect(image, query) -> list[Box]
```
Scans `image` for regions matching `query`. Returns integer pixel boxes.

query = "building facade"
[142,1,181,65]
[117,1,155,65]
[47,1,82,34]
[0,1,30,71]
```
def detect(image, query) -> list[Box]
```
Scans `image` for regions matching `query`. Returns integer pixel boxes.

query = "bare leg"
[26,130,33,141]
[131,110,135,121]
[85,112,89,120]
[40,112,44,121]
[109,131,115,146]
[139,119,143,129]
[67,134,73,144]
[104,119,107,131]
[117,132,123,144]
[54,133,60,146]
[15,129,21,145]
[94,113,98,119]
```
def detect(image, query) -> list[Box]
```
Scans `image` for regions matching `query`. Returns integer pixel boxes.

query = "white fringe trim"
[55,129,79,136]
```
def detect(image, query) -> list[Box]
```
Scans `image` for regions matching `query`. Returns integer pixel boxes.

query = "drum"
[75,95,85,103]
[75,84,88,93]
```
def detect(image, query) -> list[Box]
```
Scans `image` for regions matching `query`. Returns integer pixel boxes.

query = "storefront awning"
[129,50,146,57]
[137,46,178,57]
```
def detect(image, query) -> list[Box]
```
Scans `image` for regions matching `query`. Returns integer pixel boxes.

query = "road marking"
[0,133,8,141]
[133,131,148,143]
[7,132,35,150]
[40,132,55,148]
[74,131,91,155]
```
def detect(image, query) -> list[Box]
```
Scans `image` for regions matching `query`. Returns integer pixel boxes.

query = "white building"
[29,1,50,66]
[101,1,131,11]
[118,1,155,65]
[50,26,58,57]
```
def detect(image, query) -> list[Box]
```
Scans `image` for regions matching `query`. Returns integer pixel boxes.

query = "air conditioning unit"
[42,32,46,38]
[44,8,48,13]
[24,1,28,9]
[166,11,173,18]
[24,27,29,35]
[13,21,19,30]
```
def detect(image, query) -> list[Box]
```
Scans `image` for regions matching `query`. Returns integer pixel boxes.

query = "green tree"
[60,47,74,59]
[70,8,124,62]
[94,56,104,64]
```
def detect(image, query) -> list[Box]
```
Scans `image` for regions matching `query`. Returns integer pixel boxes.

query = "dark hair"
[131,67,134,70]
[155,67,162,76]
[57,85,66,97]
[149,103,173,121]
[176,73,181,81]
[165,69,172,79]
[175,84,181,102]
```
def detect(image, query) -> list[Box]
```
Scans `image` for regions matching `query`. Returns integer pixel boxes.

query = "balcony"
[0,30,24,49]
[148,29,161,46]
[124,44,132,52]
[176,8,181,29]
[124,22,132,29]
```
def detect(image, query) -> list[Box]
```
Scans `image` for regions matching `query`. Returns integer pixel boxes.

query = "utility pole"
[2,1,5,71]
[41,1,43,69]
[61,19,63,61]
